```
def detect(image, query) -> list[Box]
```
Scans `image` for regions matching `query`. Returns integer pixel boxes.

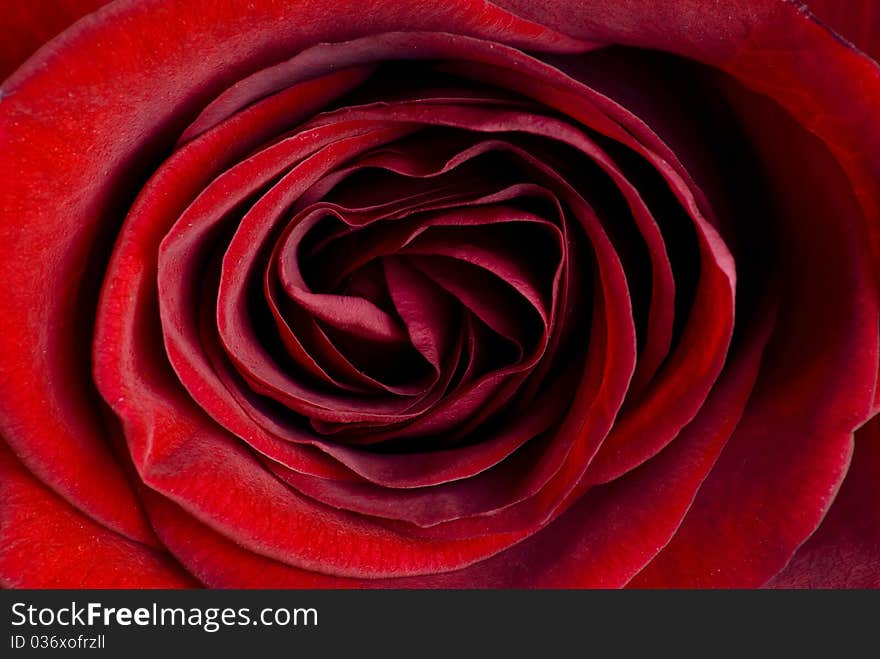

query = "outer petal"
[630,80,877,588]
[805,0,880,63]
[0,0,112,80]
[0,443,195,588]
[767,416,880,589]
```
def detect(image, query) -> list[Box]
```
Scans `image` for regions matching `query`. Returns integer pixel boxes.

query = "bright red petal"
[0,0,112,80]
[0,443,196,588]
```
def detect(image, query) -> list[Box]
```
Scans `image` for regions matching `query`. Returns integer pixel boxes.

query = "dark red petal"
[805,0,880,63]
[100,93,637,566]
[435,55,737,481]
[101,131,549,576]
[267,367,580,527]
[146,293,774,587]
[0,443,196,588]
[121,405,534,577]
[630,86,878,588]
[766,416,880,589]
[491,0,880,299]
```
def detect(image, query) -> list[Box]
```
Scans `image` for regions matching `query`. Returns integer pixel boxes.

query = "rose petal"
[145,290,773,586]
[495,0,880,404]
[0,0,110,80]
[766,415,880,589]
[805,0,880,63]
[629,84,878,587]
[0,443,195,588]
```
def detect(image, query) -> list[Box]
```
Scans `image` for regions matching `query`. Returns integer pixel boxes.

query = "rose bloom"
[0,0,878,589]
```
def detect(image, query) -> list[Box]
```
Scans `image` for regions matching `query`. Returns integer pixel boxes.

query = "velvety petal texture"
[0,0,878,588]
[0,444,195,588]
[0,0,113,80]
[767,416,880,589]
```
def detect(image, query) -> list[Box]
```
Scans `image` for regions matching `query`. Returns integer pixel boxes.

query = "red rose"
[1,0,878,588]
